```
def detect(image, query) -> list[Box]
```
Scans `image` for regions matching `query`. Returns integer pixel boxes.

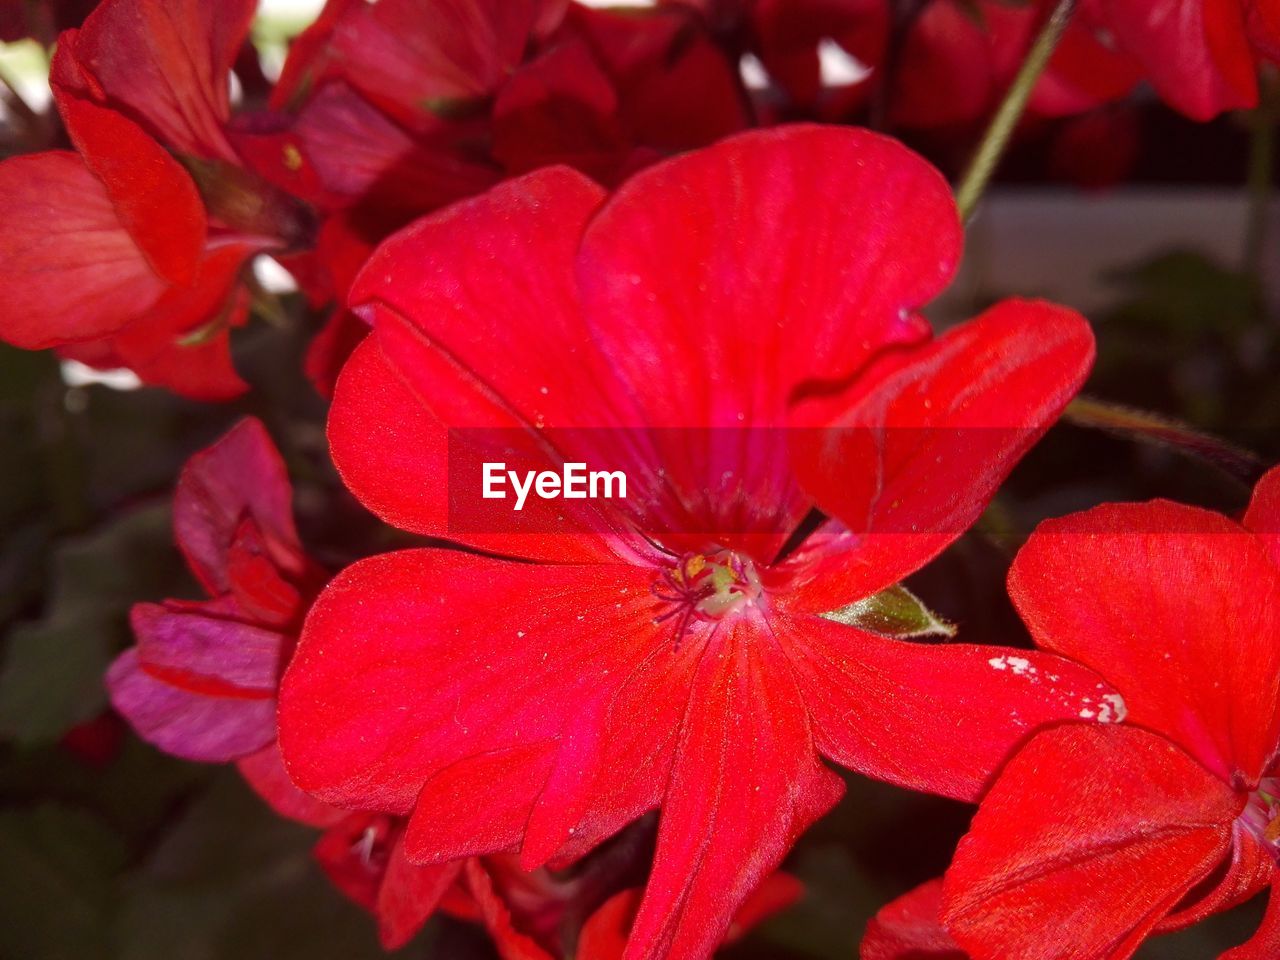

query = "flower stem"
[954,0,1075,222]
[1064,394,1265,487]
[1243,70,1277,279]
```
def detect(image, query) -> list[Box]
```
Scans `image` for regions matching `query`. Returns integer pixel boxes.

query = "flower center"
[651,549,763,647]
[1240,779,1280,864]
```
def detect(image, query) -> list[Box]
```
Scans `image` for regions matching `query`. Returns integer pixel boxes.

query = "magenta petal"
[107,649,275,762]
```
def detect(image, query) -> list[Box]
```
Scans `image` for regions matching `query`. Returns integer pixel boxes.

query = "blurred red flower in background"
[0,0,312,398]
[277,125,1119,960]
[942,467,1280,960]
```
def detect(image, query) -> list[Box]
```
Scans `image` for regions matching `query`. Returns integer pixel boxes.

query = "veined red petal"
[861,879,966,960]
[777,612,1119,802]
[328,336,623,564]
[787,299,1094,610]
[623,623,844,960]
[575,125,958,556]
[0,151,167,349]
[278,549,661,814]
[1008,500,1280,785]
[942,724,1243,960]
[69,0,255,159]
[50,67,206,285]
[577,124,952,430]
[107,243,257,401]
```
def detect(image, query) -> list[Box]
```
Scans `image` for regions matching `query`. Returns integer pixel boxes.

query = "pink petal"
[130,601,286,694]
[107,649,275,762]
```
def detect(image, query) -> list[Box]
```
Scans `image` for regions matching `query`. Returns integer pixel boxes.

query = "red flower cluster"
[3,1,1275,958]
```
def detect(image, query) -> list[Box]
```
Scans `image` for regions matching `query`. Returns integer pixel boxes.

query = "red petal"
[329,0,562,129]
[403,742,558,863]
[291,82,499,214]
[50,65,206,285]
[462,859,557,960]
[861,879,966,960]
[328,336,620,564]
[68,0,255,159]
[942,724,1242,960]
[1245,464,1280,569]
[1098,0,1257,120]
[1008,500,1280,785]
[277,549,662,814]
[577,889,641,960]
[314,813,462,949]
[1221,883,1280,960]
[786,299,1094,611]
[304,308,369,400]
[376,839,461,950]
[0,151,166,349]
[578,873,802,960]
[173,417,303,596]
[624,623,844,960]
[777,611,1118,802]
[237,741,344,828]
[578,125,953,426]
[575,126,958,555]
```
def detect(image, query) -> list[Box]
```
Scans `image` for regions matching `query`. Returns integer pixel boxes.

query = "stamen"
[650,549,763,648]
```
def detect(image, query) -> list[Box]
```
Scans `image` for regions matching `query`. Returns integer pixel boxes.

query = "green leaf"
[819,584,955,640]
[0,504,187,745]
[0,804,126,960]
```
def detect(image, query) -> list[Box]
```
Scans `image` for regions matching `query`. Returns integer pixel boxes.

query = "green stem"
[1243,72,1277,278]
[954,0,1075,222]
[1064,395,1265,487]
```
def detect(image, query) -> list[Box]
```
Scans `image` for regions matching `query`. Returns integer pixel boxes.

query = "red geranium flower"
[278,126,1117,960]
[942,466,1280,960]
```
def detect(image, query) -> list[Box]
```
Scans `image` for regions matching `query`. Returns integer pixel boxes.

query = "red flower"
[891,1,1140,131]
[941,466,1280,960]
[0,0,312,399]
[1076,0,1274,120]
[278,126,1113,960]
[107,418,335,827]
